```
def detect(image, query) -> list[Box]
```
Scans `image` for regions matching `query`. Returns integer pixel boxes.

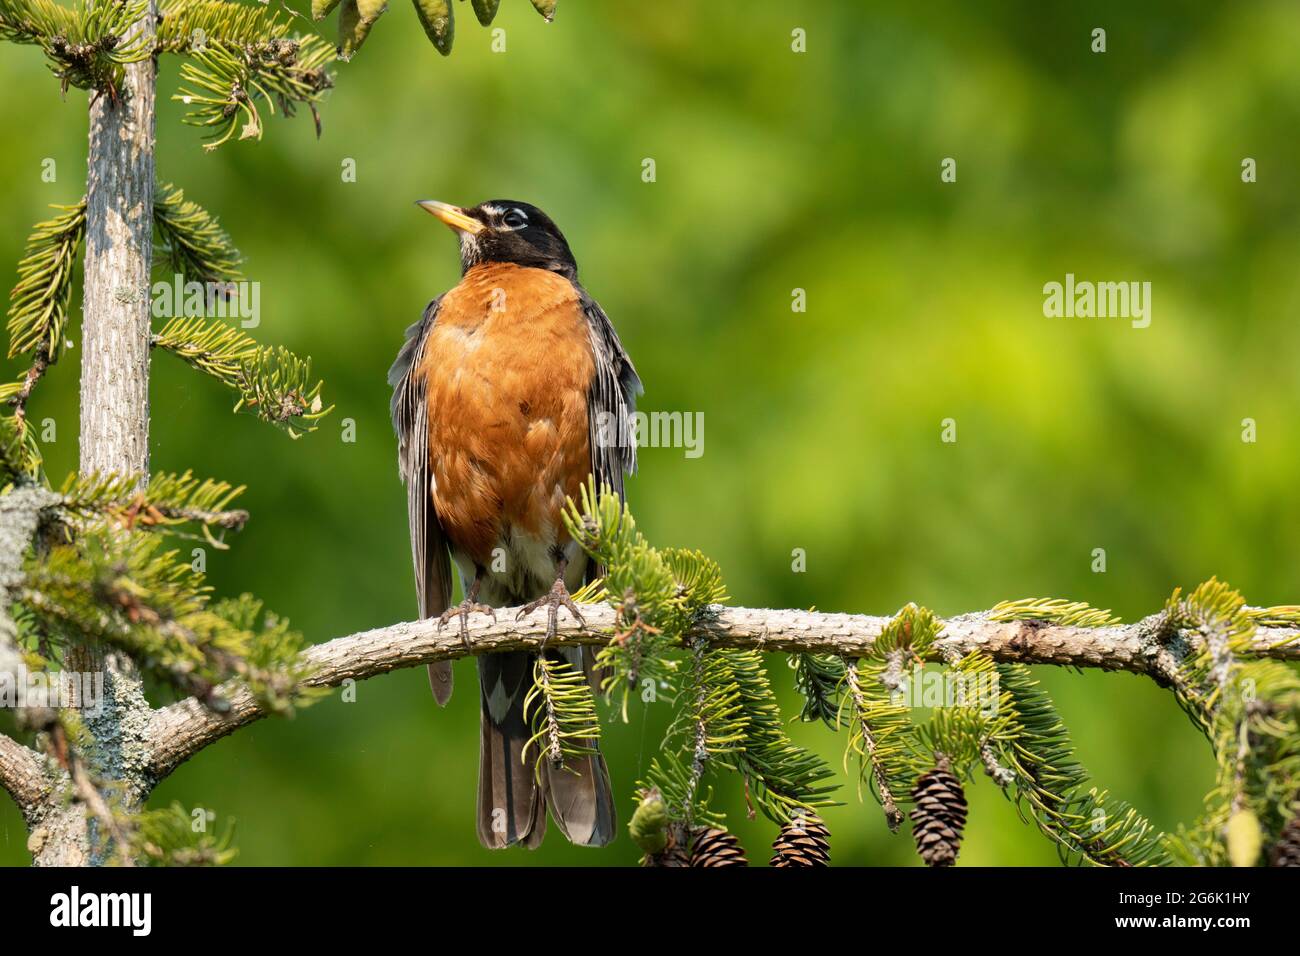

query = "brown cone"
[642,844,690,867]
[642,823,691,867]
[910,755,967,867]
[770,812,830,867]
[690,827,749,867]
[1270,816,1300,867]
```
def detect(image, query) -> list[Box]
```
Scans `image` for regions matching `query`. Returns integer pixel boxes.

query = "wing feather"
[390,296,455,705]
[578,288,642,501]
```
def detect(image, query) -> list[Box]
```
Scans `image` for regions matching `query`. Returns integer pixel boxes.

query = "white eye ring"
[502,209,528,231]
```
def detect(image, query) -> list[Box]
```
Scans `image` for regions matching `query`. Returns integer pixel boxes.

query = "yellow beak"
[416,200,486,235]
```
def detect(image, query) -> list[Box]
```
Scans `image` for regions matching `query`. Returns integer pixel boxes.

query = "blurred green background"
[3,0,1300,866]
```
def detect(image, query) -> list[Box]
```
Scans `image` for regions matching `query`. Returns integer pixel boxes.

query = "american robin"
[389,199,641,849]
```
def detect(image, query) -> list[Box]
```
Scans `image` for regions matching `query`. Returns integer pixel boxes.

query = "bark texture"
[79,16,156,480]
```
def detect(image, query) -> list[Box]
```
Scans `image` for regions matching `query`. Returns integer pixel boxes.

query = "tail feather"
[476,647,616,849]
[542,645,616,846]
[427,661,453,707]
[477,651,545,849]
[544,750,616,847]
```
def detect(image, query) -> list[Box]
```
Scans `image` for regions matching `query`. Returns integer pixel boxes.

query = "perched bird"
[389,199,641,849]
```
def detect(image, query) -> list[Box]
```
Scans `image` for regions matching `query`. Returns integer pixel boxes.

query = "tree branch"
[142,603,1300,783]
[0,485,61,817]
[0,732,47,816]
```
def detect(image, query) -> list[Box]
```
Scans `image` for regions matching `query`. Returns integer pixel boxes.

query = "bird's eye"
[502,209,528,231]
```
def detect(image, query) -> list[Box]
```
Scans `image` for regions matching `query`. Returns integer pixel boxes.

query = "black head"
[416,199,578,279]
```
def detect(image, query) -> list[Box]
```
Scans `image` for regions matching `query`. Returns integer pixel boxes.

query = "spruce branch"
[1161,578,1254,730]
[1248,605,1300,628]
[153,181,243,285]
[156,0,293,51]
[4,200,87,454]
[990,597,1122,629]
[0,405,44,485]
[842,655,908,830]
[6,199,86,363]
[562,483,708,715]
[639,751,724,832]
[164,3,334,150]
[20,533,316,713]
[0,0,70,45]
[714,648,836,823]
[790,651,844,727]
[522,655,601,778]
[231,344,330,436]
[132,800,237,865]
[59,469,249,546]
[990,663,1170,866]
[0,0,150,93]
[1169,657,1300,865]
[153,318,331,436]
[152,314,255,381]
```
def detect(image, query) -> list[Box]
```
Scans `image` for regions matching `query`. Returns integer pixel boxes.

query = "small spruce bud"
[1227,808,1262,867]
[628,788,669,856]
[312,0,342,20]
[337,0,375,60]
[413,0,455,55]
[470,0,499,25]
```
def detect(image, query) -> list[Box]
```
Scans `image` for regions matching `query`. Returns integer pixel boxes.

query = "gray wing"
[577,288,642,699]
[579,288,642,500]
[389,296,455,705]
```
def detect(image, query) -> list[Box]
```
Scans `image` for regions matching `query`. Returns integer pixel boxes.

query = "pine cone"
[643,843,691,867]
[770,812,830,867]
[910,755,967,867]
[1269,816,1300,867]
[690,827,749,867]
[642,822,691,867]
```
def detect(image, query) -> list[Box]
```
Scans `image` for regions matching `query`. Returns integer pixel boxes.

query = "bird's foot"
[516,577,586,645]
[437,599,496,651]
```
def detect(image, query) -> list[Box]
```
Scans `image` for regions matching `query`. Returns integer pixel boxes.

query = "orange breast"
[419,263,595,565]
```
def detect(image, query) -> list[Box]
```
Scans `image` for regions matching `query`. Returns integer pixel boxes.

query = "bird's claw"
[437,600,496,651]
[516,578,585,646]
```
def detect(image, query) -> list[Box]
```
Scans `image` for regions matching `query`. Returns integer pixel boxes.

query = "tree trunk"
[30,4,158,867]
[79,12,156,478]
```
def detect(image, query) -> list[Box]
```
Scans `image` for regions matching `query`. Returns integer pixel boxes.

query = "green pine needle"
[0,0,150,92]
[790,652,845,727]
[132,801,238,866]
[20,533,318,713]
[153,318,331,436]
[59,469,248,547]
[164,2,335,150]
[6,199,86,361]
[522,655,602,779]
[0,409,44,486]
[990,597,1121,628]
[153,182,243,285]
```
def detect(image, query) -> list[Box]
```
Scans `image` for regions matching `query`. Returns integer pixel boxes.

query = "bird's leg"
[516,557,585,646]
[437,570,496,651]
